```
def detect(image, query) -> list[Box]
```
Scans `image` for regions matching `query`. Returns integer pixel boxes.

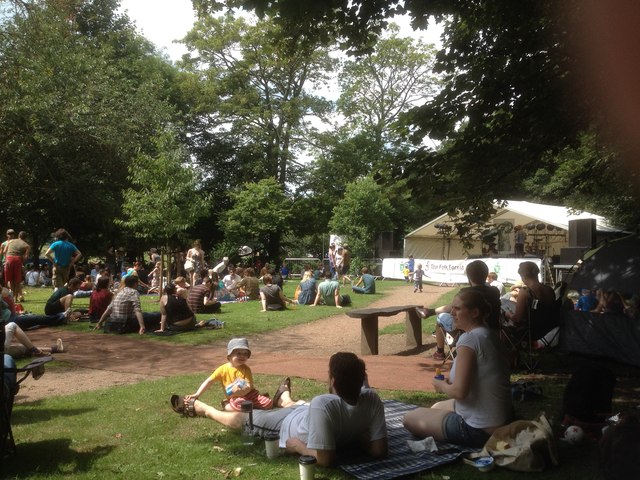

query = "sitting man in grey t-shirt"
[170,352,388,467]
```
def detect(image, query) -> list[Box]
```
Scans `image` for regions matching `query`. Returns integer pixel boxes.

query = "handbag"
[466,413,558,472]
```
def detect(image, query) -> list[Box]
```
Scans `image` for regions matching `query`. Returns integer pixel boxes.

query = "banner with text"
[382,258,542,285]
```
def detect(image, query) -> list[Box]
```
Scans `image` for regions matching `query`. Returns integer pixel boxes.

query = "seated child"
[184,338,300,411]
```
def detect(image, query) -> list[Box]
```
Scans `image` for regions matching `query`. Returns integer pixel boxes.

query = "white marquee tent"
[403,200,620,260]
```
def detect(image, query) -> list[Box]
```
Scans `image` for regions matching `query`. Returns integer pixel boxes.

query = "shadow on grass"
[2,439,113,476]
[11,406,97,426]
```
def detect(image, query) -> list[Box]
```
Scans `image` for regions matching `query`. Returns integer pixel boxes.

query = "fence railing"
[284,257,384,278]
[284,258,322,278]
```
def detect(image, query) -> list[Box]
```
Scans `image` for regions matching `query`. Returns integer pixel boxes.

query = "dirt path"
[15,283,453,403]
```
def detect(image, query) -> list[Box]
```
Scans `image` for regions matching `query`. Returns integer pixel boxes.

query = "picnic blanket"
[339,400,477,480]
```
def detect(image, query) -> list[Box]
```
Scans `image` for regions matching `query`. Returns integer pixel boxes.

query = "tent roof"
[406,200,620,238]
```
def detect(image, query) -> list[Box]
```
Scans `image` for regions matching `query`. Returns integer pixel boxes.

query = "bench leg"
[405,310,422,349]
[360,315,379,355]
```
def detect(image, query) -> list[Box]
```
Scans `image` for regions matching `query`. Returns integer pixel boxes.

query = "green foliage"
[118,131,211,246]
[329,177,393,258]
[180,11,335,186]
[0,0,181,255]
[220,178,294,261]
[522,133,640,228]
[338,24,439,147]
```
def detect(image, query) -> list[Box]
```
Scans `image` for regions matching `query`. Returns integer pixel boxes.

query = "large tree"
[219,177,293,261]
[328,176,394,259]
[337,24,439,149]
[0,0,181,255]
[180,11,335,187]
[226,0,640,235]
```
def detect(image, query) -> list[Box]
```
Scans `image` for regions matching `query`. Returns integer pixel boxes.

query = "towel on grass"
[339,400,478,480]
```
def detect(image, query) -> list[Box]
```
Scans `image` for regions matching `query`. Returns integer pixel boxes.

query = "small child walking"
[182,338,296,412]
[413,263,424,293]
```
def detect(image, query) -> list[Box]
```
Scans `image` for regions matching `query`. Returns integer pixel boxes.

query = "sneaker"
[431,331,437,338]
[432,351,446,361]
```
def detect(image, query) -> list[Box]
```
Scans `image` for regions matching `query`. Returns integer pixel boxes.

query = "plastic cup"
[298,455,317,480]
[264,433,280,459]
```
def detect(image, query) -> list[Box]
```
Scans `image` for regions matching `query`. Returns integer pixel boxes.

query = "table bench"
[346,305,423,355]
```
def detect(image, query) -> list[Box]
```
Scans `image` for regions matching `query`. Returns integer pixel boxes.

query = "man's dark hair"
[54,228,71,241]
[96,276,110,290]
[465,260,489,285]
[124,275,138,288]
[262,273,273,284]
[519,261,540,279]
[329,352,366,403]
[67,277,82,289]
[324,270,333,279]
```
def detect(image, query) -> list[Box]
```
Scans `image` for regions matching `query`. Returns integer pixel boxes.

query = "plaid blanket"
[339,400,478,480]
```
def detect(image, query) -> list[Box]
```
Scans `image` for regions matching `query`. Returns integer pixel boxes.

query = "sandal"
[272,377,291,408]
[50,338,64,354]
[170,395,196,417]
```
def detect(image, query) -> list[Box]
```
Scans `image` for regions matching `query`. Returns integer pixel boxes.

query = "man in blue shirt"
[45,228,81,289]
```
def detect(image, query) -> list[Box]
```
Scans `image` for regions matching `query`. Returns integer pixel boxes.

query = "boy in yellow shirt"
[174,338,297,414]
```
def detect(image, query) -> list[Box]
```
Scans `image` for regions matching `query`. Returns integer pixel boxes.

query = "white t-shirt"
[25,270,40,286]
[279,389,387,450]
[450,326,512,429]
[223,273,241,290]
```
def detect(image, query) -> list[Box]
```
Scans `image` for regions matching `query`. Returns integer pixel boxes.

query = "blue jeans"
[13,313,66,330]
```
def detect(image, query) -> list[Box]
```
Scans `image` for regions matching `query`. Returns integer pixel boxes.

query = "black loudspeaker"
[568,219,596,247]
[560,247,589,265]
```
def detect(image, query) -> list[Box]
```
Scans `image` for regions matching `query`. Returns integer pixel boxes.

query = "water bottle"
[240,400,254,445]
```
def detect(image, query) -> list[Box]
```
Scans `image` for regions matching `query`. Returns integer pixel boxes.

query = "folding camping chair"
[437,324,462,364]
[1,355,54,458]
[500,283,566,372]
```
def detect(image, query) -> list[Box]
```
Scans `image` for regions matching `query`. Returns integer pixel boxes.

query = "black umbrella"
[569,235,640,295]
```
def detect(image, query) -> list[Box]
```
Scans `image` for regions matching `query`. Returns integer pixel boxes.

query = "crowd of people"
[6,228,634,475]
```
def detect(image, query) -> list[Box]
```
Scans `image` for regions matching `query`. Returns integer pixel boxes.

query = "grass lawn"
[18,280,410,346]
[6,283,636,479]
[5,371,632,479]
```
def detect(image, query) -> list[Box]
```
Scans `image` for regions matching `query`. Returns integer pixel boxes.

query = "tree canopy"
[0,0,182,253]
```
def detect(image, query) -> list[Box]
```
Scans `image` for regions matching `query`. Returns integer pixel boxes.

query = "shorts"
[4,256,23,284]
[442,412,491,448]
[437,313,455,332]
[228,389,273,411]
[52,265,70,288]
[249,405,300,439]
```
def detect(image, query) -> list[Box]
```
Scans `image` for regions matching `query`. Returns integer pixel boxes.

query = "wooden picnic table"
[346,305,423,355]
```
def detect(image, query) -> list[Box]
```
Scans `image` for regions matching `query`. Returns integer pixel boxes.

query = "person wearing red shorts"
[3,230,30,302]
